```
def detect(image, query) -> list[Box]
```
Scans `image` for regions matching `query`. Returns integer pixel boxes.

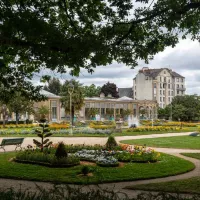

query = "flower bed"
[15,151,80,167]
[89,124,116,130]
[115,146,160,163]
[140,120,198,127]
[126,126,179,132]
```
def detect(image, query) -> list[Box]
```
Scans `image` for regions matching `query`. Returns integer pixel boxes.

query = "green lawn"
[121,136,200,149]
[181,153,200,160]
[125,177,200,194]
[0,153,194,184]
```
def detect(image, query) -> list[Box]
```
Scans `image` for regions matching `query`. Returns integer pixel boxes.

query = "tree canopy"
[158,95,200,121]
[101,82,119,98]
[0,0,199,82]
[83,84,101,97]
[60,80,84,124]
[44,77,62,95]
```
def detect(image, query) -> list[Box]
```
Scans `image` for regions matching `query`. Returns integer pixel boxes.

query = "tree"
[43,78,62,95]
[101,82,119,98]
[83,84,101,97]
[0,104,9,128]
[36,105,50,121]
[8,92,35,124]
[33,120,52,152]
[171,95,200,121]
[158,106,171,120]
[0,0,199,83]
[60,80,84,125]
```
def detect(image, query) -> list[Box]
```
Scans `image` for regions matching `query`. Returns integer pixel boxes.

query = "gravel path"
[0,131,199,198]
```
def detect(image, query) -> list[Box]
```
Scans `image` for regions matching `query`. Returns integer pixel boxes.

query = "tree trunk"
[16,112,19,125]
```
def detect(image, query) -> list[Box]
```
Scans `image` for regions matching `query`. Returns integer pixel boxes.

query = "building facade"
[133,67,186,108]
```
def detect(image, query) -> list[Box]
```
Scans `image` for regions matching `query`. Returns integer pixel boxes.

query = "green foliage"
[83,84,101,97]
[7,92,35,124]
[81,166,90,176]
[1,0,200,78]
[16,151,79,167]
[101,82,119,98]
[37,105,50,120]
[55,142,68,159]
[106,136,118,150]
[2,185,200,200]
[33,120,52,152]
[121,109,132,118]
[43,77,62,95]
[60,80,84,125]
[86,108,99,117]
[159,95,200,121]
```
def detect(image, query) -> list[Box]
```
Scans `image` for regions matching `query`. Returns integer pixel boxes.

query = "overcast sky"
[34,38,200,95]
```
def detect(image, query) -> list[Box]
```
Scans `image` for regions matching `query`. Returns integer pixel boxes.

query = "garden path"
[0,132,199,198]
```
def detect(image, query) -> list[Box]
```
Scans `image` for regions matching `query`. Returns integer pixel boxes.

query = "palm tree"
[60,80,84,125]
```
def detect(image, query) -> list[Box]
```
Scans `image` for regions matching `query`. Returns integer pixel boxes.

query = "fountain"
[128,116,140,128]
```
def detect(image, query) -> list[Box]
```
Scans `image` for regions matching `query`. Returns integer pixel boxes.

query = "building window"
[160,83,162,88]
[182,78,184,82]
[168,84,170,89]
[168,79,170,83]
[168,97,170,102]
[163,90,165,95]
[182,85,184,88]
[163,83,165,88]
[163,97,165,101]
[177,90,179,95]
[154,83,156,88]
[164,71,166,74]
[160,77,162,82]
[171,91,173,96]
[177,84,179,88]
[160,97,162,102]
[164,77,166,82]
[160,90,162,95]
[51,100,57,121]
[168,91,170,96]
[177,78,179,82]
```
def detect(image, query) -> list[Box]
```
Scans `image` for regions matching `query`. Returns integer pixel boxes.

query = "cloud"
[32,39,200,95]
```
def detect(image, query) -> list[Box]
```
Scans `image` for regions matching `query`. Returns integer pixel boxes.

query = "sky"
[34,38,200,95]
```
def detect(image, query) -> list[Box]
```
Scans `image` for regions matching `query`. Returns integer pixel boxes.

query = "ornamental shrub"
[81,166,90,175]
[55,142,68,159]
[106,135,118,150]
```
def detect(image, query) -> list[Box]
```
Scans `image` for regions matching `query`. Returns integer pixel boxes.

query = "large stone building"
[132,67,186,108]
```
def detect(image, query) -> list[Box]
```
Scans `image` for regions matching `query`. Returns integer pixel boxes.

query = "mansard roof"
[118,88,133,98]
[139,68,184,78]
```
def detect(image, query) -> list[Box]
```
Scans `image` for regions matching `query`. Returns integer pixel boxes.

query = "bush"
[55,142,68,159]
[15,151,79,167]
[106,136,118,150]
[81,166,90,175]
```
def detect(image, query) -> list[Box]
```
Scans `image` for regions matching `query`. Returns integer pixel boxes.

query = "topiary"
[106,135,118,150]
[55,142,68,159]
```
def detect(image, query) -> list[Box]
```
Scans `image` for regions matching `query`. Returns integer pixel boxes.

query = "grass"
[181,153,200,160]
[121,136,200,149]
[125,177,200,194]
[0,152,194,184]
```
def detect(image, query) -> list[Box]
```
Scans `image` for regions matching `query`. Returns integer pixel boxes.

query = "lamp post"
[68,82,74,135]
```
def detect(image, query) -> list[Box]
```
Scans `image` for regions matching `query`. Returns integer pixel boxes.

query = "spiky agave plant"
[33,119,52,152]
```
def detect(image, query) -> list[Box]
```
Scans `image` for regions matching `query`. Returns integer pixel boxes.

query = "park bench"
[0,138,24,152]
